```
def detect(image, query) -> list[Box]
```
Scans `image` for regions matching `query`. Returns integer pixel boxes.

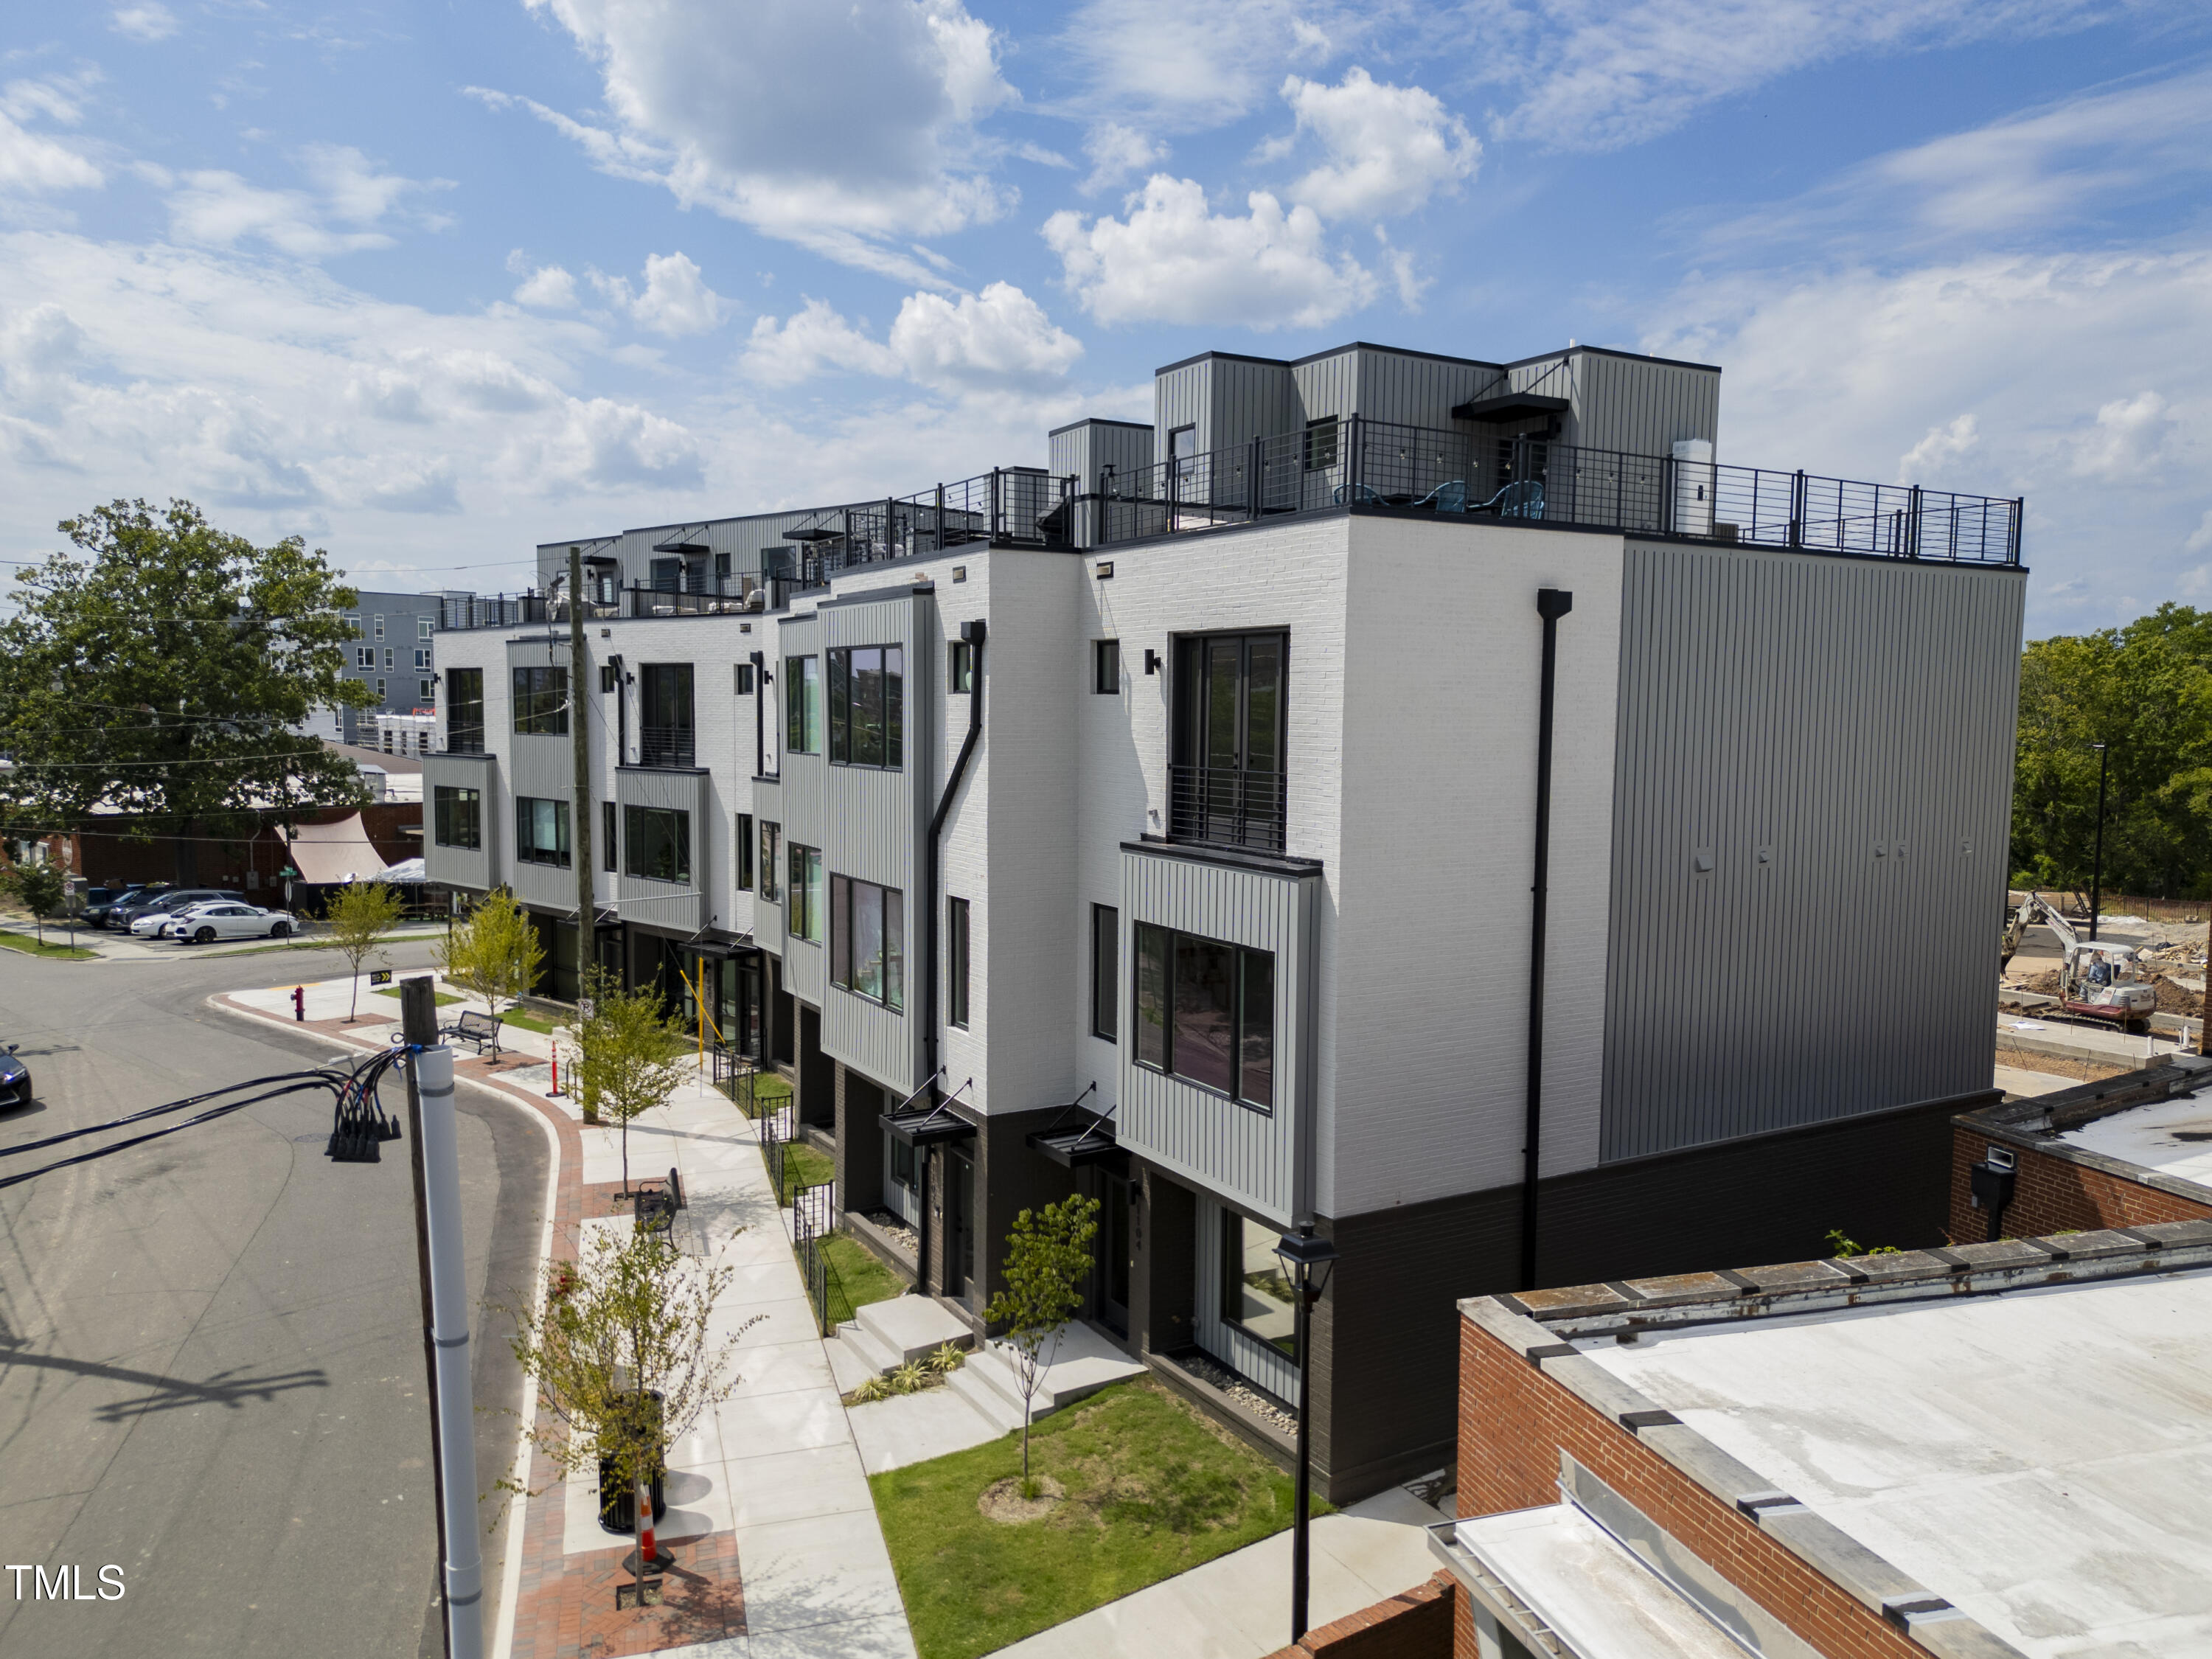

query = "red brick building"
[1437,1221,2212,1658]
[41,804,420,896]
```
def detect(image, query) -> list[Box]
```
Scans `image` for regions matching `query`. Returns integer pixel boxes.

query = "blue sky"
[2,1,2208,636]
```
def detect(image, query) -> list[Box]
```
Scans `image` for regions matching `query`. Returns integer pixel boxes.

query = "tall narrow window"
[758,821,781,902]
[444,667,483,751]
[1222,1209,1298,1358]
[640,664,695,767]
[602,802,617,872]
[1091,905,1118,1040]
[1133,923,1167,1071]
[736,813,754,891]
[947,639,973,694]
[1093,639,1120,695]
[1302,415,1339,472]
[785,655,821,754]
[947,897,970,1029]
[828,645,904,769]
[787,844,823,941]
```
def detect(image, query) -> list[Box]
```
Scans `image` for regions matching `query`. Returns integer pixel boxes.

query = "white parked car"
[158,902,297,944]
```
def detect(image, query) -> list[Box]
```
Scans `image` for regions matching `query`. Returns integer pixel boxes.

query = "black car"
[86,883,167,928]
[110,887,239,932]
[0,1042,29,1111]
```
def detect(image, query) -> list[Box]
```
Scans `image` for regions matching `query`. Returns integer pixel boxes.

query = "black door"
[1172,633,1287,850]
[1097,1172,1130,1337]
[946,1150,975,1302]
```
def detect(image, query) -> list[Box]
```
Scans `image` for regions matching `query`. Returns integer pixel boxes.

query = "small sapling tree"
[3,859,67,946]
[504,1223,751,1582]
[325,878,405,1021]
[439,888,543,1026]
[984,1193,1100,1492]
[575,965,689,1183]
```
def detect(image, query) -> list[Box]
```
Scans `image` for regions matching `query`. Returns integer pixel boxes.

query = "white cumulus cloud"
[1043,175,1375,329]
[111,3,179,41]
[0,75,105,195]
[163,145,451,258]
[1081,122,1166,195]
[512,264,579,310]
[1280,67,1478,220]
[744,281,1081,394]
[590,252,725,336]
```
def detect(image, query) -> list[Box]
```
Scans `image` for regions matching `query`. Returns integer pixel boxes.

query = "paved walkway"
[216,972,912,1659]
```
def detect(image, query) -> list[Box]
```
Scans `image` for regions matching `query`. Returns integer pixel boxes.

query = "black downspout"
[919,620,986,1294]
[1520,589,1572,1293]
[608,655,627,768]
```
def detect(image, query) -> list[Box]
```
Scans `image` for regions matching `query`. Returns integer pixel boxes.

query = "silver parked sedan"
[161,902,297,944]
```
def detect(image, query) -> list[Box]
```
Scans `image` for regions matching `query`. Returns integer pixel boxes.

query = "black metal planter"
[595,1391,669,1535]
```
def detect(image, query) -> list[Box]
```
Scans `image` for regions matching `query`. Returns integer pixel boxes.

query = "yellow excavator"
[2000,891,2157,1030]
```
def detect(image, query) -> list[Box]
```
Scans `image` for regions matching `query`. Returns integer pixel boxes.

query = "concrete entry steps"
[948,1321,1147,1433]
[826,1293,973,1394]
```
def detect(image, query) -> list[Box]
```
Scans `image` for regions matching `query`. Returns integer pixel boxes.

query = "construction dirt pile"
[2154,975,2206,1015]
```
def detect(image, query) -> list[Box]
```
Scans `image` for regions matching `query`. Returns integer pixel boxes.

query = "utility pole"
[570,545,595,990]
[402,978,484,1659]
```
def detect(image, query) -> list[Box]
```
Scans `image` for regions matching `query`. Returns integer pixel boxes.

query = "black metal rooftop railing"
[1090,416,2021,565]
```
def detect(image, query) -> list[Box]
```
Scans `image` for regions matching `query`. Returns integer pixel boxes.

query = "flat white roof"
[1581,1268,2212,1658]
[2059,1093,2212,1189]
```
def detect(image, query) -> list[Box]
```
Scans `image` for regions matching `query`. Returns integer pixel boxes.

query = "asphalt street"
[0,939,549,1658]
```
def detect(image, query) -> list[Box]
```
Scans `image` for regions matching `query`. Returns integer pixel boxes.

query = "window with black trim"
[736,813,754,891]
[1302,415,1338,472]
[1091,905,1117,1040]
[947,897,970,1029]
[1221,1209,1297,1357]
[828,645,904,768]
[449,669,484,749]
[512,665,569,735]
[623,806,691,883]
[1132,923,1273,1109]
[785,655,821,753]
[515,796,571,867]
[433,785,481,849]
[1093,639,1120,695]
[787,844,823,941]
[758,821,782,902]
[947,640,973,694]
[602,802,617,872]
[830,874,905,1011]
[734,663,754,696]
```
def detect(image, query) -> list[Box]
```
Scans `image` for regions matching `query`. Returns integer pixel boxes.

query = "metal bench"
[440,1009,504,1059]
[632,1167,685,1236]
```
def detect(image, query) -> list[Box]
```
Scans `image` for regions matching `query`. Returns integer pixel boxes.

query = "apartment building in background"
[298,588,448,745]
[424,338,2029,1500]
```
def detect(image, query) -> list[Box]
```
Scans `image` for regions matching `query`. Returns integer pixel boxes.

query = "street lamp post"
[1274,1222,1339,1646]
[2090,742,2110,943]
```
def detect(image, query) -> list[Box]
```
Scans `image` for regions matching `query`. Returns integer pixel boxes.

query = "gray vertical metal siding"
[1597,543,2025,1161]
[775,614,827,1007]
[614,767,708,934]
[1346,348,1502,428]
[1155,362,1210,456]
[819,593,932,1094]
[422,752,498,891]
[1208,358,1298,449]
[504,640,580,915]
[749,776,786,956]
[1116,849,1316,1224]
[1572,353,1721,457]
[1193,1192,1301,1405]
[1291,348,1357,424]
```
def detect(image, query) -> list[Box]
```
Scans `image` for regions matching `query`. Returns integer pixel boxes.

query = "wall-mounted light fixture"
[1095,560,1114,580]
[1144,647,1161,675]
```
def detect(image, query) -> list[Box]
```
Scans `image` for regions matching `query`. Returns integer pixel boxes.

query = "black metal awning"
[786,526,844,542]
[652,541,711,556]
[1026,1110,1126,1172]
[883,1102,978,1147]
[1450,391,1569,423]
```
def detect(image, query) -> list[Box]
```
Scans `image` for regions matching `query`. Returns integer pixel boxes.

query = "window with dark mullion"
[1130,922,1274,1110]
[947,897,970,1029]
[1091,905,1118,1040]
[827,645,903,769]
[736,813,754,891]
[830,874,905,1012]
[602,801,616,872]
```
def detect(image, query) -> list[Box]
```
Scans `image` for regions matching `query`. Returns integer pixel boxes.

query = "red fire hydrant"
[292,985,306,1022]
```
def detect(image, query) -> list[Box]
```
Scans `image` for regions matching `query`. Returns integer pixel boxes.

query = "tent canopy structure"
[281,815,390,886]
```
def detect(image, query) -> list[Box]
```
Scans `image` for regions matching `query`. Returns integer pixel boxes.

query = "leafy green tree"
[575,967,689,1186]
[327,879,405,1022]
[984,1194,1100,1491]
[1,859,68,945]
[0,500,371,882]
[503,1225,748,1579]
[439,888,544,1025]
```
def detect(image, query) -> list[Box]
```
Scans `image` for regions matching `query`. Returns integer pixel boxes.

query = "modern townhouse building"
[425,339,2028,1500]
[300,588,448,745]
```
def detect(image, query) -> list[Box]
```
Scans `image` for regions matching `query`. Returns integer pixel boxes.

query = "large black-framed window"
[828,645,904,769]
[446,667,484,753]
[601,801,617,872]
[758,821,782,902]
[947,897,970,1029]
[1091,905,1118,1040]
[785,655,821,754]
[432,785,481,849]
[623,806,691,884]
[787,844,823,942]
[1132,922,1273,1110]
[1221,1208,1298,1358]
[640,663,695,768]
[947,640,973,695]
[736,813,754,891]
[515,796,571,867]
[830,874,905,1012]
[512,665,568,736]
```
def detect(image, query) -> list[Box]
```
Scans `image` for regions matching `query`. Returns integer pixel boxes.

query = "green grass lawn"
[373,986,463,1006]
[498,1007,563,1037]
[873,1377,1320,1659]
[819,1233,905,1328]
[773,1138,835,1206]
[0,930,98,960]
[723,1068,793,1117]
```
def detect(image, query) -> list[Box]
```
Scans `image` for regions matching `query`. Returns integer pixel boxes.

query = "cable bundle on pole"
[326,1042,410,1163]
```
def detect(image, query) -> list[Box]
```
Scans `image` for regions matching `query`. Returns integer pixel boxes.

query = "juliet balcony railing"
[637,724,695,769]
[1167,764,1288,855]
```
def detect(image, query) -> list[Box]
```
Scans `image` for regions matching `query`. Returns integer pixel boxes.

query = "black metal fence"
[1090,416,2022,566]
[639,724,695,768]
[1167,763,1287,855]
